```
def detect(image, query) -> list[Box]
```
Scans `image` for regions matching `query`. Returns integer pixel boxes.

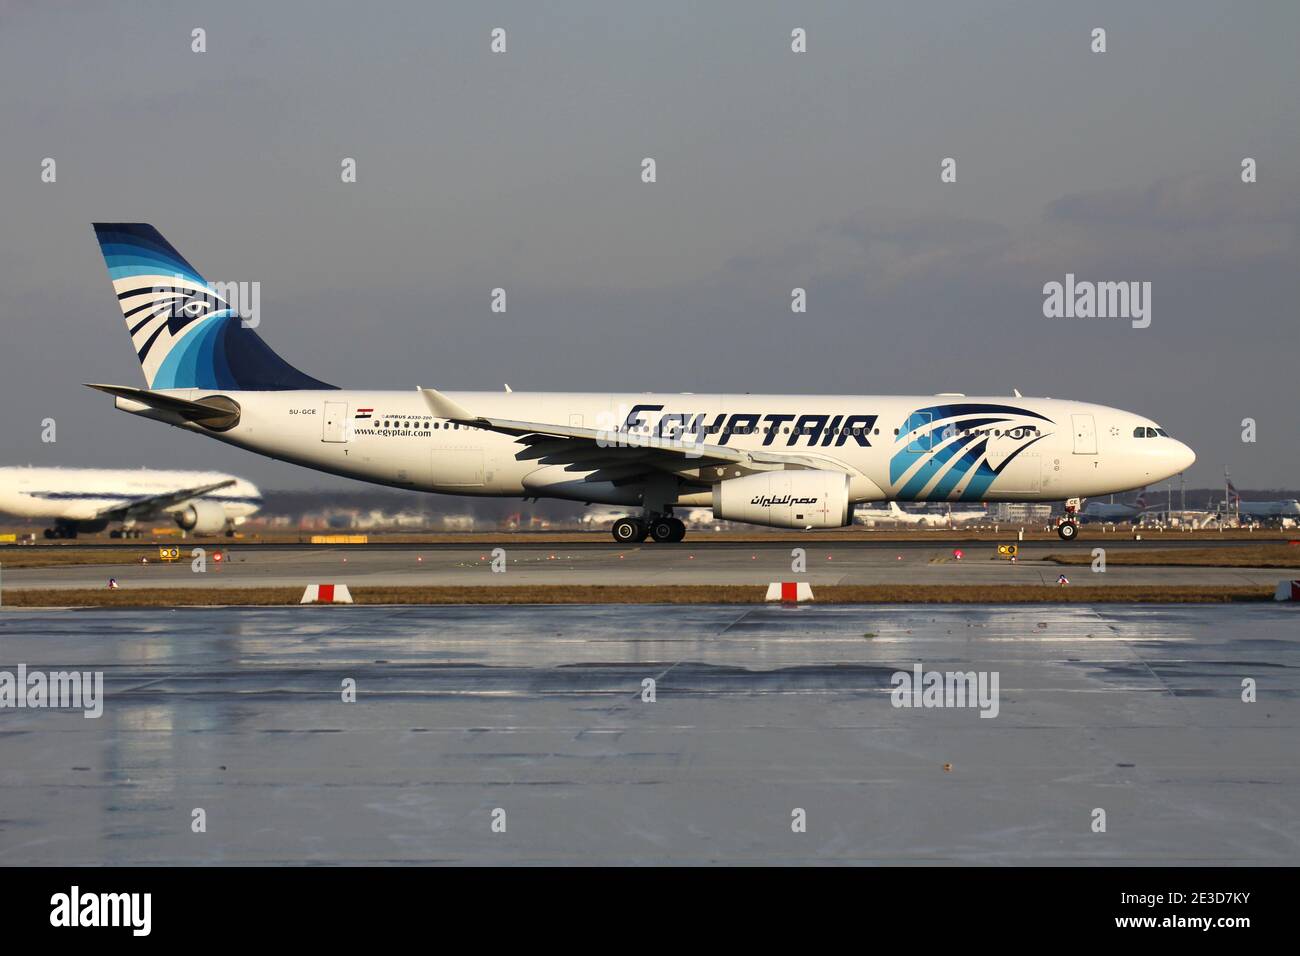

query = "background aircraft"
[0,466,261,538]
[856,502,988,528]
[1220,477,1300,525]
[1078,491,1150,524]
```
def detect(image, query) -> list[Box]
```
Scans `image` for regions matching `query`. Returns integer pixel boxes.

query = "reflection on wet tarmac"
[1,604,1296,864]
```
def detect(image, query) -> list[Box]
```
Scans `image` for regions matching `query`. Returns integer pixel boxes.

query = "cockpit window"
[1133,427,1147,438]
[1155,428,1169,437]
[1134,426,1162,438]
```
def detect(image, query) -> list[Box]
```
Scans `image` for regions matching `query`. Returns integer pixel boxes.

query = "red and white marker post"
[300,584,354,604]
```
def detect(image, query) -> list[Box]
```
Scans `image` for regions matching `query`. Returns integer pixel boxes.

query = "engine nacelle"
[712,470,853,529]
[174,499,229,534]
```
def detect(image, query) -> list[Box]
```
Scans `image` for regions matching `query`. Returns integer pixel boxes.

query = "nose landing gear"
[1057,497,1081,540]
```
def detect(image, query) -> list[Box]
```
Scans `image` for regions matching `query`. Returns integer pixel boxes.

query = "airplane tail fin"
[92,224,333,390]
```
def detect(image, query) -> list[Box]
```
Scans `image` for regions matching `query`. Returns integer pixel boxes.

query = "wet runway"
[1,603,1296,864]
[7,540,1298,590]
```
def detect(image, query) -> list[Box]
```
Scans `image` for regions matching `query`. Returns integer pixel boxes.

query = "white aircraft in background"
[0,466,261,539]
[1228,499,1300,526]
[1078,491,1151,524]
[855,501,931,527]
[1220,478,1300,526]
[856,501,987,528]
[929,504,989,527]
[84,224,1195,543]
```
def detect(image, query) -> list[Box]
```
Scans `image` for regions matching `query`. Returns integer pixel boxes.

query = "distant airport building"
[990,502,1054,524]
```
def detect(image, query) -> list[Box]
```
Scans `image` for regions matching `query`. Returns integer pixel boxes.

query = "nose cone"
[1151,439,1196,480]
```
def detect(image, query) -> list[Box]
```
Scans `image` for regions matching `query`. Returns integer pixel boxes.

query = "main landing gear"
[610,515,686,543]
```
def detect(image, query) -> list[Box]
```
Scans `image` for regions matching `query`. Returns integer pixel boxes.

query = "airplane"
[1219,477,1300,526]
[928,503,989,527]
[856,502,989,528]
[0,466,262,538]
[83,224,1196,543]
[1078,491,1151,524]
[1237,500,1300,523]
[855,501,932,527]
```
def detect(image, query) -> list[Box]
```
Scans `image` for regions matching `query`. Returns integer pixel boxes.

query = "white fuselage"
[856,503,988,528]
[117,390,1195,512]
[0,467,261,525]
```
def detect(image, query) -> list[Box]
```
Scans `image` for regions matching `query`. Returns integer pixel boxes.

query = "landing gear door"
[322,401,348,443]
[1071,414,1097,455]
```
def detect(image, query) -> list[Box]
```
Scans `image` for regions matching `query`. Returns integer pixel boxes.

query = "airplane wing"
[93,479,237,522]
[418,388,858,484]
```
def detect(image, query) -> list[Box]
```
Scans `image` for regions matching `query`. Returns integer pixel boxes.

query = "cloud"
[726,171,1299,292]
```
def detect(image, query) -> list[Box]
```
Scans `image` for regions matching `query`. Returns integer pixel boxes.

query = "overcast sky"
[1,1,1297,490]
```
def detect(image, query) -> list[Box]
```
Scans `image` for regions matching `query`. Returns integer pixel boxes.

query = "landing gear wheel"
[1057,520,1079,541]
[611,517,645,544]
[649,518,677,543]
[667,517,686,542]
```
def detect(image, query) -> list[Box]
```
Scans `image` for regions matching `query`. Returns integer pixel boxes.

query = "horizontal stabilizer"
[84,383,241,430]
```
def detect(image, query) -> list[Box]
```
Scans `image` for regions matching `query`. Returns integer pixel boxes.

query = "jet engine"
[174,500,229,534]
[712,470,852,529]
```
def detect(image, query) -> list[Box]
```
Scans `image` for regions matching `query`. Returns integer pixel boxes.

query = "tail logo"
[118,278,231,365]
[94,223,334,391]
